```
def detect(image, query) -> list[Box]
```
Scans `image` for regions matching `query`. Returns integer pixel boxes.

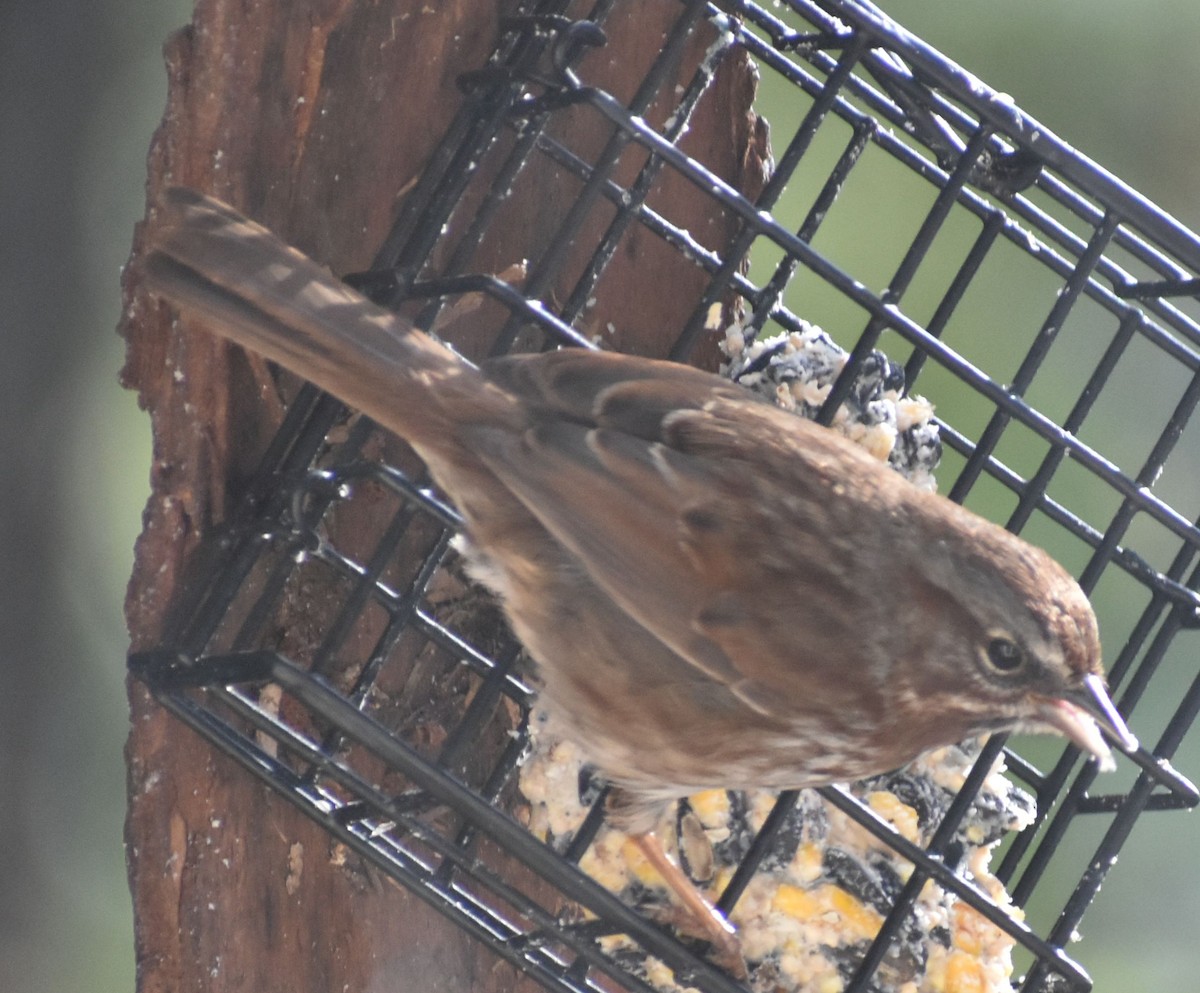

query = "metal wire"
[132,2,1200,992]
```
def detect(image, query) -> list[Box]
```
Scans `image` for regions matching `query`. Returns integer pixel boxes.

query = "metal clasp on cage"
[457,16,608,114]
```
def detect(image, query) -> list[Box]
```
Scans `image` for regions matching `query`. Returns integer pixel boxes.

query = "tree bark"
[120,2,766,990]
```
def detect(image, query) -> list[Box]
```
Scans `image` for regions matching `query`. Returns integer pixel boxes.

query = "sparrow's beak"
[1038,673,1139,772]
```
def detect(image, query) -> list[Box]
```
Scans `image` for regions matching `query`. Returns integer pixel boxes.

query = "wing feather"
[463,383,897,715]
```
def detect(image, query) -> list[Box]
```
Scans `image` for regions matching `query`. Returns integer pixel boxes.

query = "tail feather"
[143,188,512,452]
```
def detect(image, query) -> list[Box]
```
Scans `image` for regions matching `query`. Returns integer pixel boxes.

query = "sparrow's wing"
[469,352,894,714]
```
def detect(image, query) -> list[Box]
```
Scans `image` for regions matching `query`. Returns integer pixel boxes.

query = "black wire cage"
[130,2,1200,992]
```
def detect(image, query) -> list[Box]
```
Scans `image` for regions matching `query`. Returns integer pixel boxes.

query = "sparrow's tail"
[142,187,521,454]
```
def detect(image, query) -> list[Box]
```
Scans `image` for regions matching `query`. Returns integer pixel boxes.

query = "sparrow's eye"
[983,636,1025,673]
[969,638,1027,676]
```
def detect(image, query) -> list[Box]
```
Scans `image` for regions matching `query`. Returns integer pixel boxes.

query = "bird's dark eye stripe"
[986,637,1024,672]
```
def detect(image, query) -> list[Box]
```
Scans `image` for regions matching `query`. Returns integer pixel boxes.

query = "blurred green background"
[2,1,1195,990]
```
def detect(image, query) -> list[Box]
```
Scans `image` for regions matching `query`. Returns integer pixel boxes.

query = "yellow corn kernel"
[827,886,884,941]
[865,791,920,843]
[953,901,1012,957]
[619,837,662,889]
[688,789,730,825]
[772,883,821,919]
[953,903,984,956]
[772,884,883,942]
[943,949,987,993]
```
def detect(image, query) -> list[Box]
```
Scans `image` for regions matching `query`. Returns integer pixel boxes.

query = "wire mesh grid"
[130,2,1200,991]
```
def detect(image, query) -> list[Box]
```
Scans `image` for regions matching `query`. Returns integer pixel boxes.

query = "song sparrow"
[142,188,1137,957]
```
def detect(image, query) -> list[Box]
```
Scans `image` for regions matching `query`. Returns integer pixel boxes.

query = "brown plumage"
[142,188,1136,957]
